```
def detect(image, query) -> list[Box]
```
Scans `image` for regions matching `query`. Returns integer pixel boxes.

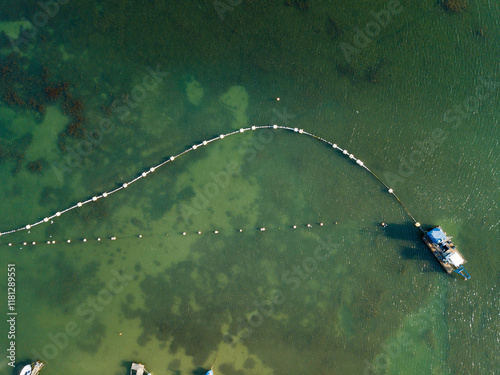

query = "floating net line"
[0,125,422,241]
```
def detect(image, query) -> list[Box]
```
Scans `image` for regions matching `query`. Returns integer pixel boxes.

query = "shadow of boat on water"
[381,222,444,274]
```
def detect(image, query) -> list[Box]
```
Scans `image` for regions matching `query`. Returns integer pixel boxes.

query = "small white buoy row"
[0,222,329,248]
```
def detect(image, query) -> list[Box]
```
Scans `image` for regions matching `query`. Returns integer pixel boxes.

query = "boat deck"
[130,363,147,375]
[422,235,455,273]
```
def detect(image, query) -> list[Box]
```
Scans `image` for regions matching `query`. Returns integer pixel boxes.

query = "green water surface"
[0,1,498,374]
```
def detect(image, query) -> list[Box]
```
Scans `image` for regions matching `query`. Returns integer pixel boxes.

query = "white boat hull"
[19,364,32,375]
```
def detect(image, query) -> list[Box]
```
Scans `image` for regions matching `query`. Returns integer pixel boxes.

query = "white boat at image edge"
[130,362,213,375]
[19,361,44,375]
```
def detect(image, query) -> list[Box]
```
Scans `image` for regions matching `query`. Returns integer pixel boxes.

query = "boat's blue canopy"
[427,227,446,243]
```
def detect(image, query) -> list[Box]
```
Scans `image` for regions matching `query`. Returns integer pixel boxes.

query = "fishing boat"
[19,361,44,375]
[422,226,471,280]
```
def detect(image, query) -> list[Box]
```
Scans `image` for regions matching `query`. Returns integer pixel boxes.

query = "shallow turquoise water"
[0,1,498,374]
